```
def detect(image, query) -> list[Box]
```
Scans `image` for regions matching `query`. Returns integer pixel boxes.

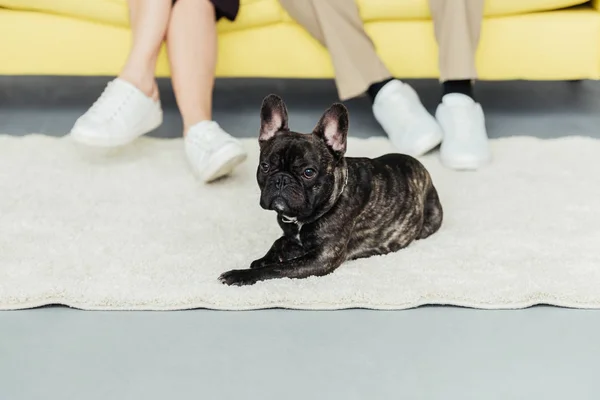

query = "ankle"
[119,56,158,100]
[118,74,159,101]
[442,80,474,100]
[183,115,212,135]
[149,81,159,102]
[367,77,395,104]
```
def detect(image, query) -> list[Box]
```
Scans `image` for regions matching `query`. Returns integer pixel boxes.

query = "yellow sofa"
[1,0,600,80]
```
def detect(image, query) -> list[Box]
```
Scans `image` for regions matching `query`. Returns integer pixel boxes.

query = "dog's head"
[256,94,348,222]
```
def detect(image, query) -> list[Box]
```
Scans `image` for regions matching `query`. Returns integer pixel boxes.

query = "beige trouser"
[279,0,484,100]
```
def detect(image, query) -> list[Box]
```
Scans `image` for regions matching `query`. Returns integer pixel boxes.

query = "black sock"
[367,78,394,103]
[442,79,474,100]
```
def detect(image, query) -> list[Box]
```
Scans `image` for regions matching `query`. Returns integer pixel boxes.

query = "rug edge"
[2,298,599,311]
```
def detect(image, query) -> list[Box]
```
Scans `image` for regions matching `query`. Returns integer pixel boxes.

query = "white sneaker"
[70,78,163,147]
[436,93,491,170]
[372,80,443,157]
[185,121,247,183]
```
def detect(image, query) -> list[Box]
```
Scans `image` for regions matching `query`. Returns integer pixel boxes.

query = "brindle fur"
[219,95,442,286]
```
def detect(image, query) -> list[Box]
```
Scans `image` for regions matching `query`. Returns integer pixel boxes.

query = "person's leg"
[429,0,490,170]
[167,0,216,131]
[429,0,483,99]
[280,0,442,157]
[70,0,169,147]
[120,0,172,99]
[167,0,246,183]
[280,0,390,101]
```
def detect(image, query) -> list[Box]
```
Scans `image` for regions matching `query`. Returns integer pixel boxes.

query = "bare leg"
[119,0,172,100]
[166,0,217,133]
[163,0,246,183]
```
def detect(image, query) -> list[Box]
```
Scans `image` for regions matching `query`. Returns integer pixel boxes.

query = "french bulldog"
[219,94,443,286]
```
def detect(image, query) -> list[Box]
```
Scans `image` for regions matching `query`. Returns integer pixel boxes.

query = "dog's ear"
[259,94,289,144]
[313,103,348,158]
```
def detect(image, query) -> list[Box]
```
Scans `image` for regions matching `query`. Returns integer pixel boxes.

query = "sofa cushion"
[0,0,283,32]
[357,0,591,21]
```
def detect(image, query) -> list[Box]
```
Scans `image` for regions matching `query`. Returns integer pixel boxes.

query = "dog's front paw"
[219,269,259,286]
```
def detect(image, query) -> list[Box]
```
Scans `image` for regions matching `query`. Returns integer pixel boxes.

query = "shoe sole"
[378,118,443,157]
[70,113,163,148]
[199,143,248,183]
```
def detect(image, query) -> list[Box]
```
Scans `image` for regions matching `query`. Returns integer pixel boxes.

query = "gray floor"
[1,78,600,400]
[2,76,600,139]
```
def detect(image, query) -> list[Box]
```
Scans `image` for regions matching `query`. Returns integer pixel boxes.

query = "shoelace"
[188,123,232,153]
[88,81,135,121]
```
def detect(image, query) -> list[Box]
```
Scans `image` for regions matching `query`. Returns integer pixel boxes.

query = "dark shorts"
[172,0,240,21]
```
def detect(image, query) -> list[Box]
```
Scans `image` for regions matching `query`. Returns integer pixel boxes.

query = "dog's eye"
[260,162,270,172]
[303,168,316,179]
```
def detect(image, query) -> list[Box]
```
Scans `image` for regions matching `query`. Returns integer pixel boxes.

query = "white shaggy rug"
[1,134,599,311]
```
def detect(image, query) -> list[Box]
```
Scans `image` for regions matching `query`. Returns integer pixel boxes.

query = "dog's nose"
[275,175,291,190]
